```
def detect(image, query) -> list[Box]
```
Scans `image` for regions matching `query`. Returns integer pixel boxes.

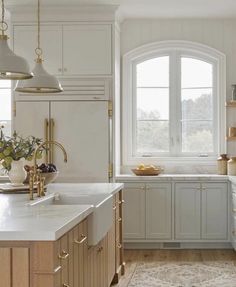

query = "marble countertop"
[116,174,229,181]
[0,183,123,241]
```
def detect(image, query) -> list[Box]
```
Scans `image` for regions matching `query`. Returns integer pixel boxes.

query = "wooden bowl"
[132,168,162,176]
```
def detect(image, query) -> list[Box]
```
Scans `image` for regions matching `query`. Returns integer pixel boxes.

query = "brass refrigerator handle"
[49,119,55,163]
[44,119,49,164]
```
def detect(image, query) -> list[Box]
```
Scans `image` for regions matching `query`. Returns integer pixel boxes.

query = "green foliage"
[0,129,43,171]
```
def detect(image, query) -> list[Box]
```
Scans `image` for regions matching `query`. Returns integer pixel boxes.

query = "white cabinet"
[146,183,172,239]
[123,183,172,240]
[13,24,112,76]
[175,182,228,240]
[175,183,201,239]
[123,183,145,239]
[14,101,109,182]
[201,183,228,239]
[13,25,62,75]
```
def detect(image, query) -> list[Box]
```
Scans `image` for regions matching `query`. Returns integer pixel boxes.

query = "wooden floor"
[113,249,236,287]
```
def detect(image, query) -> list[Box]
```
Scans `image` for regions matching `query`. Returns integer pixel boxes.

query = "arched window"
[122,41,226,164]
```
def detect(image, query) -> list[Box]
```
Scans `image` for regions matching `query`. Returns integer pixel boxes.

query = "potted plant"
[0,129,43,185]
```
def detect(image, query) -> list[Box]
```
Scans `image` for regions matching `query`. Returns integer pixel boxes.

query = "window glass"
[135,56,169,155]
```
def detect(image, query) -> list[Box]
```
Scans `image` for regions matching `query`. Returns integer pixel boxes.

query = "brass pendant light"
[15,0,63,93]
[0,0,33,80]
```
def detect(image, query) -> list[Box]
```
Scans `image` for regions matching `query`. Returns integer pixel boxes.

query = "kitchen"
[1,0,236,286]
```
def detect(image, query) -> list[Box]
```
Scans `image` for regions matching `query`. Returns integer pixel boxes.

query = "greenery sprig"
[0,129,43,171]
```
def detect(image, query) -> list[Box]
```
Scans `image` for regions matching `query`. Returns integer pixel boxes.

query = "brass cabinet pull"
[63,284,70,287]
[113,205,117,210]
[53,265,62,274]
[49,118,55,163]
[118,200,125,205]
[44,119,49,164]
[117,217,122,222]
[58,250,69,260]
[117,243,122,249]
[74,234,87,245]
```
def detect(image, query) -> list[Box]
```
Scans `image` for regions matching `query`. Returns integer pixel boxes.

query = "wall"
[120,19,236,173]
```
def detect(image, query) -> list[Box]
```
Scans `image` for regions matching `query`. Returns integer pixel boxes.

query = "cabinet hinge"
[108,163,113,178]
[13,101,16,117]
[108,101,113,117]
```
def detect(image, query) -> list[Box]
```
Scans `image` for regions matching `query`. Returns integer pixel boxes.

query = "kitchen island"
[0,182,124,287]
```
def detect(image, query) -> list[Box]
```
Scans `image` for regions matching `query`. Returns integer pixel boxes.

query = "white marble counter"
[116,174,229,182]
[0,183,123,241]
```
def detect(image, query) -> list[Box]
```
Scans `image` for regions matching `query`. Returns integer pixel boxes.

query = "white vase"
[8,159,27,186]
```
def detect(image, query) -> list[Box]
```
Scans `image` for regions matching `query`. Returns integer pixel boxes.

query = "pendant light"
[0,0,32,79]
[15,0,63,93]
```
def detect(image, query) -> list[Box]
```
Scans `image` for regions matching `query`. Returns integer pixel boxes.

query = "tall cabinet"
[11,6,120,182]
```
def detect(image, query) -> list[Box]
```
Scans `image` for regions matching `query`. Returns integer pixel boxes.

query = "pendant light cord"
[1,0,4,25]
[35,0,43,61]
[0,0,7,36]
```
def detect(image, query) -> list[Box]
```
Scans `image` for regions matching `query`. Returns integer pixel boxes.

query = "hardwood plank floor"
[113,249,236,287]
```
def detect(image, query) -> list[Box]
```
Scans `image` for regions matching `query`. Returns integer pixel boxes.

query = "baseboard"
[124,242,233,250]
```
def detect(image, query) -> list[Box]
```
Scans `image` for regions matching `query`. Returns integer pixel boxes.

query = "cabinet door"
[14,102,49,139]
[123,183,145,239]
[13,25,63,75]
[63,24,112,75]
[175,183,201,239]
[201,183,228,239]
[51,101,109,182]
[146,183,172,239]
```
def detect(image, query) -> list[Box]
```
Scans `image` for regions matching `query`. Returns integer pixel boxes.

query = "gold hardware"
[13,101,16,117]
[97,246,103,253]
[117,243,122,249]
[29,140,67,200]
[53,265,62,274]
[49,119,55,163]
[44,119,49,164]
[113,205,117,210]
[108,163,113,178]
[74,234,87,245]
[63,284,70,287]
[117,217,122,222]
[58,250,69,260]
[118,200,125,205]
[108,100,113,117]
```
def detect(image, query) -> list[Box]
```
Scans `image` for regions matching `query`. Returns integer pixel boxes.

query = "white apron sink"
[29,193,113,246]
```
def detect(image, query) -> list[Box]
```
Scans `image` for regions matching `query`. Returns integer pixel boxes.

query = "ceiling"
[6,0,236,19]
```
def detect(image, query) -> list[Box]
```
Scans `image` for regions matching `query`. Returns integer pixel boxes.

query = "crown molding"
[7,4,119,22]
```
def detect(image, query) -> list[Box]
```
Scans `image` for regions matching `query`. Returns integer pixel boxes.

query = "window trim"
[122,40,226,166]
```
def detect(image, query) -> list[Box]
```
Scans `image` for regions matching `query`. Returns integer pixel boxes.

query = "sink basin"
[29,193,113,246]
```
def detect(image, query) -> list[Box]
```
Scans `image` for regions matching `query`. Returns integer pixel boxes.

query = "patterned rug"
[128,261,236,287]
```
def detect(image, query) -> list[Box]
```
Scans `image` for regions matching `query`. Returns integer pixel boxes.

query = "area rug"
[128,261,236,287]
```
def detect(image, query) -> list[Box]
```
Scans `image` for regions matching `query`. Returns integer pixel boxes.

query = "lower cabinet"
[122,181,228,243]
[175,182,228,240]
[123,183,172,240]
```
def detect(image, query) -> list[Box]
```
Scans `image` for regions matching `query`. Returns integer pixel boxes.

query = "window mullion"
[175,51,182,155]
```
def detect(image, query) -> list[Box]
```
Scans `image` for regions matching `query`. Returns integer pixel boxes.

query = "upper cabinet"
[13,23,112,77]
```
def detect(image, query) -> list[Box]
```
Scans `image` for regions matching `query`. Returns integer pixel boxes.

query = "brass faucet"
[29,140,68,200]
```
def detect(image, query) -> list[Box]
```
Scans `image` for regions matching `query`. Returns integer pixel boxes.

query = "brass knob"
[117,217,122,222]
[117,243,122,249]
[118,200,125,205]
[58,250,69,260]
[63,284,70,287]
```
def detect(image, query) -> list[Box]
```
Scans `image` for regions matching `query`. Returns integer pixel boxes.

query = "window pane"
[0,85,11,137]
[137,56,169,87]
[182,121,214,153]
[181,58,213,88]
[137,88,169,120]
[137,121,169,154]
[182,88,213,120]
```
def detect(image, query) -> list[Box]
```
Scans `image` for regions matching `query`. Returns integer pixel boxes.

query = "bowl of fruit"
[132,164,163,176]
[24,163,59,185]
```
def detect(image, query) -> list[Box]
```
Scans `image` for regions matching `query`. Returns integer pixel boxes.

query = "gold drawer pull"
[113,205,117,210]
[74,234,87,245]
[58,250,69,260]
[117,217,122,222]
[53,265,62,274]
[118,200,125,205]
[117,243,122,249]
[63,284,70,287]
